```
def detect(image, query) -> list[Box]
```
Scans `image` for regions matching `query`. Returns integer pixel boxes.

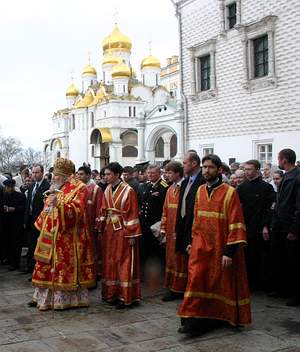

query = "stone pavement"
[0,266,299,352]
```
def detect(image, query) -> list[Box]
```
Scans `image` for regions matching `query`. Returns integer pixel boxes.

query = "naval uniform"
[139,179,169,265]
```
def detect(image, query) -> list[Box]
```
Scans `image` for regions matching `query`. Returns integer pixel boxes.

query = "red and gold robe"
[178,183,251,326]
[161,181,188,293]
[86,181,103,275]
[32,180,96,291]
[100,181,141,305]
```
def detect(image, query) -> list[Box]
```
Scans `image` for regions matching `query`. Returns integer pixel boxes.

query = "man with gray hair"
[139,164,169,275]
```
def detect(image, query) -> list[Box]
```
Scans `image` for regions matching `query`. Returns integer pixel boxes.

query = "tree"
[0,136,23,173]
[21,147,43,168]
[0,135,43,174]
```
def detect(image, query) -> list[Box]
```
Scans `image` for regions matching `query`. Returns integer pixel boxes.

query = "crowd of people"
[0,147,299,336]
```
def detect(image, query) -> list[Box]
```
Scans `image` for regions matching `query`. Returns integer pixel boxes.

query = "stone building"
[173,0,300,165]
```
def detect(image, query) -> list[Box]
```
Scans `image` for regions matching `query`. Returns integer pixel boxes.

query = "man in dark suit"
[176,152,205,255]
[23,164,50,274]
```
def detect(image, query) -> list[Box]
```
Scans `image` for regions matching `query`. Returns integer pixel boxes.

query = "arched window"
[170,134,177,158]
[121,131,138,158]
[122,145,138,157]
[155,137,164,158]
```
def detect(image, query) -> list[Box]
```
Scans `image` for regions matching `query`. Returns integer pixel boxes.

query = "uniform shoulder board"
[160,180,169,188]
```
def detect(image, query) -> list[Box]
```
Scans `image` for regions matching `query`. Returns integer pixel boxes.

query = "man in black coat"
[237,159,275,290]
[23,164,50,274]
[139,165,169,269]
[271,149,300,306]
[2,179,26,270]
[176,152,205,254]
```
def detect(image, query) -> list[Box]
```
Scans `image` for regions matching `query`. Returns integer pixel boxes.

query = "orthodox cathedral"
[44,24,183,169]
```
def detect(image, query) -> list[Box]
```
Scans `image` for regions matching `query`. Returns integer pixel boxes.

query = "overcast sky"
[0,0,178,150]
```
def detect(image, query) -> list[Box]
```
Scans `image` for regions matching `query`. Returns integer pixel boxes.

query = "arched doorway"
[121,130,138,166]
[44,144,51,169]
[90,129,111,169]
[50,138,63,163]
[146,126,178,164]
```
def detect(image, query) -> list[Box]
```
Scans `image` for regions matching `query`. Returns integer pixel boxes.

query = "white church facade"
[44,24,183,169]
[174,0,300,166]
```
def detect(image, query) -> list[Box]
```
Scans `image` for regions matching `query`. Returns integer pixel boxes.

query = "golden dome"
[102,54,121,66]
[82,64,97,76]
[66,83,79,97]
[75,91,94,108]
[102,24,132,53]
[111,62,131,79]
[141,55,161,70]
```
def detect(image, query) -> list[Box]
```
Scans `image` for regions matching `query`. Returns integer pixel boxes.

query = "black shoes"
[115,301,126,310]
[286,297,300,307]
[19,269,32,275]
[27,301,37,308]
[162,291,183,302]
[178,318,225,336]
[115,301,139,310]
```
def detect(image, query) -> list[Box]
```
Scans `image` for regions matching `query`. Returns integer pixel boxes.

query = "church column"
[174,111,184,161]
[136,118,146,163]
[110,141,122,162]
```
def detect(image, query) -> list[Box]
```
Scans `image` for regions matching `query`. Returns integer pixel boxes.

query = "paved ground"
[0,266,299,352]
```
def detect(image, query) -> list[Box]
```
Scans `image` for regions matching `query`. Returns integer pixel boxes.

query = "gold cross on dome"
[70,69,75,82]
[87,50,91,64]
[113,8,119,24]
[148,41,152,55]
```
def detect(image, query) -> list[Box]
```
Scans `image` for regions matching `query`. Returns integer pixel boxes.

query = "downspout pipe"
[170,0,188,153]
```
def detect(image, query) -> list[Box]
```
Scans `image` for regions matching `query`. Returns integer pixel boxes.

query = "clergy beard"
[204,174,219,183]
[52,180,65,190]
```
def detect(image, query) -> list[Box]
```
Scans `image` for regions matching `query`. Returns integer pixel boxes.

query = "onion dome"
[65,83,79,97]
[141,54,161,70]
[82,64,97,76]
[102,54,121,66]
[111,62,131,79]
[102,24,132,53]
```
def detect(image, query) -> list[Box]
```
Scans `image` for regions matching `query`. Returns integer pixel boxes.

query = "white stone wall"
[180,0,300,163]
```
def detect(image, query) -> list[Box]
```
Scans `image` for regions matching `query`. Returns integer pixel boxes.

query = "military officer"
[139,164,169,273]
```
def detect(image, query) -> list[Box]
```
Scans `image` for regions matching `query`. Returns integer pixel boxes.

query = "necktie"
[181,178,193,218]
[32,182,39,200]
[30,182,39,213]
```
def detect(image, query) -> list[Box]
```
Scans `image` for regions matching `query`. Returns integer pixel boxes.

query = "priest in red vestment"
[77,166,103,276]
[160,161,188,301]
[100,162,141,309]
[178,154,251,335]
[29,158,96,311]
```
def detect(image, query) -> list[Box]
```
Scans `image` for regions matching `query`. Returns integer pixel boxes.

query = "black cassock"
[2,191,26,269]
